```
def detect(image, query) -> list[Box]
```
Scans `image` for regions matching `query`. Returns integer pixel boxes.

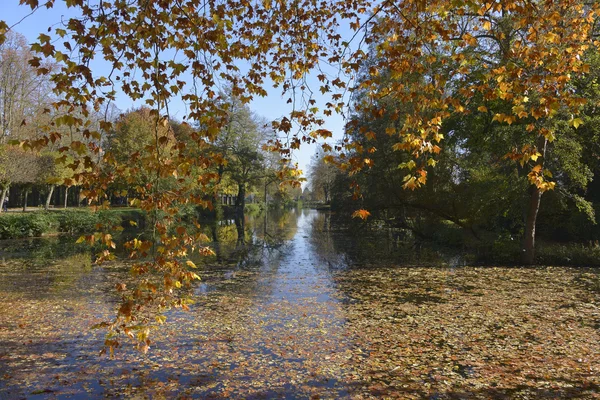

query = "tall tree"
[215,93,266,214]
[308,146,338,204]
[0,31,54,211]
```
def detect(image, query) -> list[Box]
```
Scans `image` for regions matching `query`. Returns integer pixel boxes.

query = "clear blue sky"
[2,1,350,184]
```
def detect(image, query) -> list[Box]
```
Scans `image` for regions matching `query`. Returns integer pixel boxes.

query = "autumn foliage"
[0,0,598,350]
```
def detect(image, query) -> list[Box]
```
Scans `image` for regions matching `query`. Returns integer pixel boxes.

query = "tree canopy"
[0,0,598,351]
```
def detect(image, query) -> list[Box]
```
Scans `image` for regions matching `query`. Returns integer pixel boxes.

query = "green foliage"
[0,212,56,239]
[536,242,600,266]
[0,209,146,239]
[324,46,600,263]
[55,210,99,233]
[244,203,262,215]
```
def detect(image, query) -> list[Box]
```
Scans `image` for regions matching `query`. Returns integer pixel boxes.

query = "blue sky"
[2,1,350,184]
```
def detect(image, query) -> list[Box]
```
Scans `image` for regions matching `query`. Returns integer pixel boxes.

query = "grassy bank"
[0,208,146,240]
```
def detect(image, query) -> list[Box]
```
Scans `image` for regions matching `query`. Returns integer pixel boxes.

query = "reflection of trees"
[0,236,90,264]
[0,210,303,312]
[189,210,301,300]
[200,209,300,267]
[306,212,349,269]
[234,215,245,246]
[256,209,299,246]
[307,211,455,269]
[0,237,95,298]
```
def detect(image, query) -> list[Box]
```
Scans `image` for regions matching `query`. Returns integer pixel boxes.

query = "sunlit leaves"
[1,0,597,352]
[570,117,584,128]
[351,209,371,220]
[344,0,597,192]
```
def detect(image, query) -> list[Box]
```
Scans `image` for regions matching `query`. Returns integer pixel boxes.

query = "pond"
[0,209,599,398]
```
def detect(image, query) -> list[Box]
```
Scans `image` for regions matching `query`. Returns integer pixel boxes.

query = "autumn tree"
[308,146,338,204]
[214,93,266,214]
[341,1,597,263]
[1,0,598,351]
[0,30,55,210]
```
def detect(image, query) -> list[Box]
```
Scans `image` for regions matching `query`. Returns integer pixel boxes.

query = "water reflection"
[0,210,599,398]
[307,211,468,269]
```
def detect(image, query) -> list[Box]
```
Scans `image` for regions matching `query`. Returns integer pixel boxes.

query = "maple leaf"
[351,209,371,220]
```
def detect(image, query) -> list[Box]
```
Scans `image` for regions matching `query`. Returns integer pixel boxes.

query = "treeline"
[307,50,600,265]
[0,31,300,215]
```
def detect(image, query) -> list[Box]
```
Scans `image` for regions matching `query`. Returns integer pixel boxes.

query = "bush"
[244,203,263,215]
[0,208,147,239]
[536,242,600,266]
[55,211,98,233]
[0,212,57,239]
[98,210,125,228]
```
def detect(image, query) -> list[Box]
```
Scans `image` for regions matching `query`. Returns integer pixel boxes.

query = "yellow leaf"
[570,117,583,129]
[492,113,504,123]
[402,176,418,190]
[186,260,197,269]
[477,105,488,113]
[399,160,416,170]
[190,272,201,280]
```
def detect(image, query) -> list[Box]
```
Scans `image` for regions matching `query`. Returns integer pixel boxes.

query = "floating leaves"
[0,212,598,398]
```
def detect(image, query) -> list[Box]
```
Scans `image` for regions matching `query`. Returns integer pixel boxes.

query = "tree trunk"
[521,136,548,265]
[45,185,55,211]
[234,214,245,246]
[522,185,542,264]
[236,183,246,215]
[64,186,69,208]
[0,184,8,213]
[22,189,28,212]
[264,180,268,207]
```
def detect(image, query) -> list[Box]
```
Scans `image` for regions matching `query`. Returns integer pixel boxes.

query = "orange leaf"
[351,209,371,220]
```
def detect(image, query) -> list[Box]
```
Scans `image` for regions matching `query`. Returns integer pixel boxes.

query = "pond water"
[0,209,599,399]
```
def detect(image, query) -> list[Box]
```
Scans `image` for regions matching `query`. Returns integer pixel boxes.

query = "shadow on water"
[0,209,599,398]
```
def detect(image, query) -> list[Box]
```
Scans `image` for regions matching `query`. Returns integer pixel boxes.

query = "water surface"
[0,210,599,398]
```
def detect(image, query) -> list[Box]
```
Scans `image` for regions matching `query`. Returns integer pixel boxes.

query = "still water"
[0,209,598,399]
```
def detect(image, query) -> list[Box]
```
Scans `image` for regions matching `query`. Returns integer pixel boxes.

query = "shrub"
[55,211,98,233]
[0,209,147,239]
[98,210,124,228]
[536,242,600,266]
[0,212,57,239]
[244,203,263,215]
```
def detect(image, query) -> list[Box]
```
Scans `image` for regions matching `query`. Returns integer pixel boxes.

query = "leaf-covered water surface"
[0,210,599,398]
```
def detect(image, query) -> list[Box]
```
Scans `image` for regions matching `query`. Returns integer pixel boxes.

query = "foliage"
[244,203,262,215]
[0,209,145,239]
[0,0,598,350]
[308,146,339,204]
[0,212,56,239]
